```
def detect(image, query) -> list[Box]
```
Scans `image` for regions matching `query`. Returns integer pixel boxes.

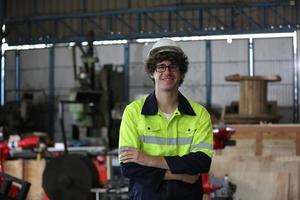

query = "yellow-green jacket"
[119,91,213,200]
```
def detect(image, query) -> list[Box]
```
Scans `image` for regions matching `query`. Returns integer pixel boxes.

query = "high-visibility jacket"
[119,91,213,200]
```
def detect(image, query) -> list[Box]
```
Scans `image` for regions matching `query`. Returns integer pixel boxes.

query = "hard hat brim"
[149,46,183,57]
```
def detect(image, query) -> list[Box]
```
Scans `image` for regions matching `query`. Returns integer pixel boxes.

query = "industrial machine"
[62,30,126,148]
[42,150,128,200]
[41,30,127,200]
[64,30,107,147]
[42,154,101,200]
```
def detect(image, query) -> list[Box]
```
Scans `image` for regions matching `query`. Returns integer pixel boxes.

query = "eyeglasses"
[155,63,179,73]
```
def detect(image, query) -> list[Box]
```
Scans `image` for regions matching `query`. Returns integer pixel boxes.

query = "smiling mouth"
[162,77,174,80]
[162,79,174,83]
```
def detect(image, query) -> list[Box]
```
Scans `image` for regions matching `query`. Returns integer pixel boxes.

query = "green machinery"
[62,30,125,148]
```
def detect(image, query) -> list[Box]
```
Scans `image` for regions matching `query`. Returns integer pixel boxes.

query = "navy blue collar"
[141,91,196,116]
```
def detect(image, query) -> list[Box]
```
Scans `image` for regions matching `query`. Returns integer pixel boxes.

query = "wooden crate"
[210,124,300,199]
[212,133,300,200]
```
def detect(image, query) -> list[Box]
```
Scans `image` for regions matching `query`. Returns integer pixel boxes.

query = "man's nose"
[164,66,172,73]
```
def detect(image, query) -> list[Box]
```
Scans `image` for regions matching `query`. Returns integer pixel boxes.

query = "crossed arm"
[120,147,208,184]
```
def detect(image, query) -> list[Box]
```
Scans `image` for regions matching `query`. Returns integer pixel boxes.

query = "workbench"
[229,124,300,156]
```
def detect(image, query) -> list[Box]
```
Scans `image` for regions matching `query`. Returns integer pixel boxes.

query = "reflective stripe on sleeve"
[140,135,193,145]
[190,142,213,151]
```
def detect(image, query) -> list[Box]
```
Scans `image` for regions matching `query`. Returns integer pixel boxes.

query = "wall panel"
[254,37,293,107]
[211,39,248,107]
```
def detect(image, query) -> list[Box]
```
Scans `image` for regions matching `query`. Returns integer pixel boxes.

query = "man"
[119,38,213,200]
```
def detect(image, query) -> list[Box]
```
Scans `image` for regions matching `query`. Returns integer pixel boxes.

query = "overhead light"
[227,38,232,44]
[93,40,128,45]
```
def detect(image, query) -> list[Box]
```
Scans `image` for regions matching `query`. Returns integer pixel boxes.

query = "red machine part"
[92,155,107,187]
[1,135,40,173]
[8,135,40,149]
[202,173,220,194]
[0,142,9,172]
[202,125,236,198]
[213,126,235,150]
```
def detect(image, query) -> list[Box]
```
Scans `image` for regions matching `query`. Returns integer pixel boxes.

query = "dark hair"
[144,51,189,85]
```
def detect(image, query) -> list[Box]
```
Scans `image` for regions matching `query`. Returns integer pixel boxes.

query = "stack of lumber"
[211,139,299,200]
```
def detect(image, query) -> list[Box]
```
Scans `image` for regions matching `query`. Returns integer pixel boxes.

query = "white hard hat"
[148,38,183,57]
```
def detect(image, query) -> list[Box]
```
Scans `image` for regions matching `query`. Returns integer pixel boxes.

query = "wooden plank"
[3,159,24,179]
[217,140,296,157]
[255,132,263,156]
[23,160,45,200]
[230,124,300,140]
[296,133,300,155]
[272,172,289,200]
[223,171,289,200]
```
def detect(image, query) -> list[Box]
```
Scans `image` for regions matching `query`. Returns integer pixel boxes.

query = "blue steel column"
[48,45,55,139]
[0,0,5,106]
[124,42,130,103]
[293,34,299,122]
[15,51,20,102]
[293,56,299,123]
[0,44,3,106]
[205,40,212,108]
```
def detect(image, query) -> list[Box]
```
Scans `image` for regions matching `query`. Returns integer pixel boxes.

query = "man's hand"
[180,174,199,184]
[119,147,169,169]
[164,170,199,184]
[119,147,151,166]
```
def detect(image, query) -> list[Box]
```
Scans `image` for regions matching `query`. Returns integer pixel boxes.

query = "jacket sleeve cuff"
[120,162,166,191]
[165,152,211,174]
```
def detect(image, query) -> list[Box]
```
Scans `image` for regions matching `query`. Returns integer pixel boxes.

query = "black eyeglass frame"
[155,63,179,73]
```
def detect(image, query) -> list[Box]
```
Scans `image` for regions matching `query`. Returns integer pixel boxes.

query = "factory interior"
[1,0,300,200]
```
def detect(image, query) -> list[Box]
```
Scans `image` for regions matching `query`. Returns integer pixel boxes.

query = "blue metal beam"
[0,0,5,106]
[15,51,20,102]
[6,28,296,46]
[124,43,129,103]
[293,37,299,122]
[85,17,104,32]
[174,10,197,30]
[143,12,165,31]
[3,2,300,45]
[48,45,55,139]
[205,40,212,108]
[0,46,3,106]
[5,2,295,22]
[233,7,263,29]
